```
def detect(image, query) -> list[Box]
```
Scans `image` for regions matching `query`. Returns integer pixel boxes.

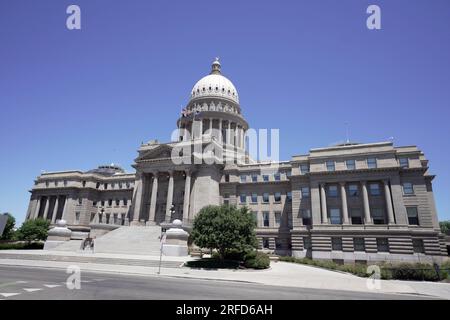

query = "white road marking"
[15,281,28,284]
[44,284,61,288]
[0,293,21,298]
[23,288,43,293]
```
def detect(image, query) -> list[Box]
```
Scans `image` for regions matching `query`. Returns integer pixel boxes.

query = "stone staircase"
[93,226,162,256]
[51,240,83,252]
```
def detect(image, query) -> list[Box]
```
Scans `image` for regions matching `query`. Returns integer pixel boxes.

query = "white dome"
[190,59,239,104]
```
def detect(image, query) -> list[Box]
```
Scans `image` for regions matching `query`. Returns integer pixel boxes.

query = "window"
[263,193,270,203]
[367,157,377,169]
[115,199,120,206]
[108,199,113,207]
[224,174,230,182]
[240,194,247,203]
[82,181,86,187]
[274,192,281,203]
[45,181,49,187]
[326,160,335,172]
[287,191,292,202]
[330,208,341,224]
[262,238,270,249]
[376,238,389,252]
[413,239,424,253]
[301,209,312,225]
[354,238,365,252]
[240,175,247,182]
[63,180,68,186]
[126,182,130,188]
[101,200,105,207]
[350,209,363,225]
[274,173,281,181]
[301,187,310,198]
[251,174,258,182]
[93,201,97,206]
[346,159,356,170]
[96,182,100,189]
[348,184,359,197]
[399,157,409,168]
[123,198,128,206]
[286,170,292,177]
[303,237,312,250]
[300,164,310,174]
[55,181,59,187]
[328,185,338,197]
[119,182,123,189]
[407,207,419,225]
[332,237,343,251]
[75,212,80,224]
[403,182,414,195]
[372,208,385,224]
[104,183,108,190]
[275,212,281,227]
[369,183,380,196]
[262,175,269,182]
[78,198,82,205]
[251,193,258,203]
[263,212,270,227]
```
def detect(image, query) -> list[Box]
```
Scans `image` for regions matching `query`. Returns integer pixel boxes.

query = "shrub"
[243,251,270,269]
[15,218,50,243]
[388,263,440,281]
[185,258,240,269]
[0,242,44,250]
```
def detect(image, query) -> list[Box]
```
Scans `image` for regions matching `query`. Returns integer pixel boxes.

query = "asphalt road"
[0,265,430,300]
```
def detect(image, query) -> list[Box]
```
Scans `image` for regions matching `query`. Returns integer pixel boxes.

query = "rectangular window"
[399,157,409,168]
[346,159,356,170]
[350,209,363,225]
[108,199,113,207]
[101,200,105,207]
[330,208,341,224]
[96,182,100,189]
[225,174,230,182]
[353,238,365,252]
[123,198,128,206]
[263,212,270,227]
[274,192,281,202]
[240,194,246,203]
[300,164,310,174]
[262,238,270,249]
[348,184,359,197]
[286,170,292,177]
[240,175,247,182]
[78,198,83,205]
[287,191,292,202]
[104,183,108,190]
[274,173,281,181]
[303,237,312,250]
[251,193,258,203]
[407,207,419,225]
[301,187,310,198]
[263,193,270,203]
[413,239,424,253]
[328,185,338,197]
[332,237,343,251]
[262,175,269,182]
[251,174,258,182]
[275,212,281,227]
[372,208,385,224]
[302,209,312,226]
[115,199,120,206]
[326,160,335,172]
[119,182,123,189]
[369,183,381,196]
[75,212,80,224]
[376,238,389,252]
[403,182,414,195]
[367,157,377,169]
[93,201,97,207]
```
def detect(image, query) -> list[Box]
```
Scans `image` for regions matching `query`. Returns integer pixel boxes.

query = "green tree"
[440,221,450,235]
[191,205,257,260]
[0,213,16,240]
[15,218,50,243]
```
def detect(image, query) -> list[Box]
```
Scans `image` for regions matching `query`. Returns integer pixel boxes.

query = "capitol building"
[25,59,448,263]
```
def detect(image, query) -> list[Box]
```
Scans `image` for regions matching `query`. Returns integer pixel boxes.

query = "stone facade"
[25,59,448,262]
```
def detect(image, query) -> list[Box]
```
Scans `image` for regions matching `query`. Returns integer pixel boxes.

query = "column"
[227,121,231,145]
[241,127,245,149]
[61,196,68,220]
[43,197,50,220]
[131,174,144,224]
[219,120,223,143]
[198,118,203,140]
[165,171,174,222]
[52,196,60,224]
[235,125,239,147]
[384,180,395,224]
[34,196,42,219]
[182,169,191,223]
[340,183,349,224]
[209,118,213,136]
[361,181,372,224]
[320,184,328,224]
[183,123,188,141]
[148,171,159,223]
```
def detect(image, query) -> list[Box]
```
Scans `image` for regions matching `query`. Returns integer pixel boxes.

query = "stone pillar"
[51,196,60,224]
[165,171,174,222]
[43,197,50,220]
[183,169,191,224]
[209,118,213,136]
[219,120,223,143]
[227,121,231,145]
[241,127,245,149]
[320,184,328,224]
[34,196,42,219]
[183,123,188,141]
[361,181,372,224]
[384,180,395,224]
[148,171,159,223]
[340,183,349,224]
[198,118,203,140]
[131,174,144,225]
[61,196,68,220]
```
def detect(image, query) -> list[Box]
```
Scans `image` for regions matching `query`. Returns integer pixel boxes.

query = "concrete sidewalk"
[0,251,449,299]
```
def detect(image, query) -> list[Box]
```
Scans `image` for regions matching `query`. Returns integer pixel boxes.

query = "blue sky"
[1,0,449,225]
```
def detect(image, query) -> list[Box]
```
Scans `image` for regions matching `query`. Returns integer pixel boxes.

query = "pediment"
[136,145,174,162]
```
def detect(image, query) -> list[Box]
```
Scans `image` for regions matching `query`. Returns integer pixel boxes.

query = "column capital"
[339,181,346,187]
[167,170,174,176]
[360,180,367,186]
[382,179,390,185]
